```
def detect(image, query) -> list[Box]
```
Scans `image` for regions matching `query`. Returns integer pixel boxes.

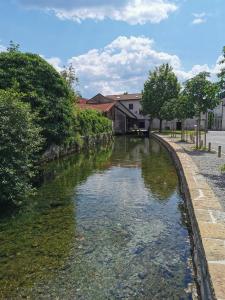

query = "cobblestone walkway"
[172,137,225,210]
[207,131,225,155]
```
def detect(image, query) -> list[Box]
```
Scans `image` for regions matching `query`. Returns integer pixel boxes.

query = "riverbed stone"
[138,271,148,280]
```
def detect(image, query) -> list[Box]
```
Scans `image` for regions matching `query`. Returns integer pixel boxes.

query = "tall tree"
[183,72,219,148]
[60,63,79,90]
[160,95,195,140]
[0,49,76,147]
[218,46,225,91]
[142,63,180,132]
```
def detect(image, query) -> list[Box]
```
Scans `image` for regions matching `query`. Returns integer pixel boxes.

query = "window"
[139,121,145,129]
[129,103,133,110]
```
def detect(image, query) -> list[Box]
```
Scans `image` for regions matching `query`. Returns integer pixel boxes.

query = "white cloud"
[17,0,178,25]
[0,44,6,52]
[39,55,63,72]
[45,57,62,72]
[192,12,207,25]
[43,36,225,97]
[67,36,181,95]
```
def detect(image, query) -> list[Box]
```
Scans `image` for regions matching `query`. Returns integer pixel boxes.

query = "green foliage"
[220,164,225,173]
[0,89,43,206]
[183,72,219,147]
[60,63,78,90]
[160,98,177,121]
[160,95,195,121]
[77,109,112,136]
[7,40,20,53]
[0,50,75,147]
[183,72,219,116]
[218,46,225,90]
[142,64,180,121]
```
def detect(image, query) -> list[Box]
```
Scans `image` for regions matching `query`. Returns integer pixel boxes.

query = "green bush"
[77,109,112,136]
[0,89,43,206]
[0,50,75,147]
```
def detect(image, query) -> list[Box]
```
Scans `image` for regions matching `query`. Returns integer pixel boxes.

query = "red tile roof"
[78,102,115,113]
[78,98,88,104]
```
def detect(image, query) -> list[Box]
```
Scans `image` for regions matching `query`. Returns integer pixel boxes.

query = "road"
[206,131,225,155]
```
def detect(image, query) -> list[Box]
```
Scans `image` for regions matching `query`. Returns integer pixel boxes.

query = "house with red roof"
[77,93,137,134]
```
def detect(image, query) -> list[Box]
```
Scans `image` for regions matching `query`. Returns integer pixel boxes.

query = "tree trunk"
[181,120,185,141]
[204,112,208,147]
[159,119,162,133]
[196,116,201,149]
[198,116,202,148]
[148,118,152,136]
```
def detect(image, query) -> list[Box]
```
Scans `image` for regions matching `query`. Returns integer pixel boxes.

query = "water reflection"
[0,137,195,299]
[141,140,178,200]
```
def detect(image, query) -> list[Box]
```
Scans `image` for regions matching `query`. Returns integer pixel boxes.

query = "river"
[0,136,197,299]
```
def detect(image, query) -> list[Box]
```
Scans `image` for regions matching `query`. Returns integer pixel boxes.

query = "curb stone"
[152,134,225,300]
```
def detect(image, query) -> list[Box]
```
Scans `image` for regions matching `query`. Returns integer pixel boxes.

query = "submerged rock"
[138,271,148,280]
[130,244,146,255]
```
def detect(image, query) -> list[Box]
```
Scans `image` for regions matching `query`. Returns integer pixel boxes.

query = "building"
[79,92,224,133]
[77,94,137,134]
[209,94,225,130]
[106,93,149,130]
[106,93,198,131]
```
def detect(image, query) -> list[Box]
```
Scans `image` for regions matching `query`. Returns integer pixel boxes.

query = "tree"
[7,40,20,52]
[61,63,79,91]
[160,95,195,140]
[0,50,76,147]
[183,72,219,148]
[218,46,225,90]
[142,63,180,132]
[0,89,42,206]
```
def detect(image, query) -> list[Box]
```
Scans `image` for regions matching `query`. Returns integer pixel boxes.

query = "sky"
[0,0,225,97]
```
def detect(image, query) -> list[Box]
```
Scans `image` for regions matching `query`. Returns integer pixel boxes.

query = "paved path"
[172,135,225,211]
[206,131,225,155]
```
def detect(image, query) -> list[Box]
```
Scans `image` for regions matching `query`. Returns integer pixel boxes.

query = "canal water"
[0,137,197,299]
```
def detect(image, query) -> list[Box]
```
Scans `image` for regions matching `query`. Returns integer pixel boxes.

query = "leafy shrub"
[77,109,112,136]
[0,50,75,147]
[0,89,43,206]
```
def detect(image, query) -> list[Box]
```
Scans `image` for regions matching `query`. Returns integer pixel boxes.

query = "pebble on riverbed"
[138,271,148,280]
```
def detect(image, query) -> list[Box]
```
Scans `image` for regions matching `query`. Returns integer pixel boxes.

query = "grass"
[220,164,225,173]
[159,129,205,136]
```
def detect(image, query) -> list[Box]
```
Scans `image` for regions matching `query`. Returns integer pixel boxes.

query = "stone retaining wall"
[41,132,113,163]
[152,133,225,300]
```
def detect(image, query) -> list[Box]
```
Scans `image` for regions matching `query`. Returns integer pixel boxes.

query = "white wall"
[120,100,144,119]
[120,100,149,130]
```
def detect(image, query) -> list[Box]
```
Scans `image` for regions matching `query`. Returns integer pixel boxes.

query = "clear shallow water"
[0,137,196,299]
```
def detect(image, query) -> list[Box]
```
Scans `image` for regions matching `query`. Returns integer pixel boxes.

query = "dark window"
[176,122,182,130]
[129,103,133,110]
[139,121,145,129]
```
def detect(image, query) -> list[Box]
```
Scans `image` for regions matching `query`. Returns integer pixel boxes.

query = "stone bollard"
[208,142,211,152]
[218,146,222,158]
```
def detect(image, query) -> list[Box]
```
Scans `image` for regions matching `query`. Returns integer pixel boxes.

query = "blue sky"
[0,0,225,97]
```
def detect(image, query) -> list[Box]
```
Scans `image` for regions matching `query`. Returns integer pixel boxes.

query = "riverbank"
[152,133,225,300]
[41,132,113,163]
